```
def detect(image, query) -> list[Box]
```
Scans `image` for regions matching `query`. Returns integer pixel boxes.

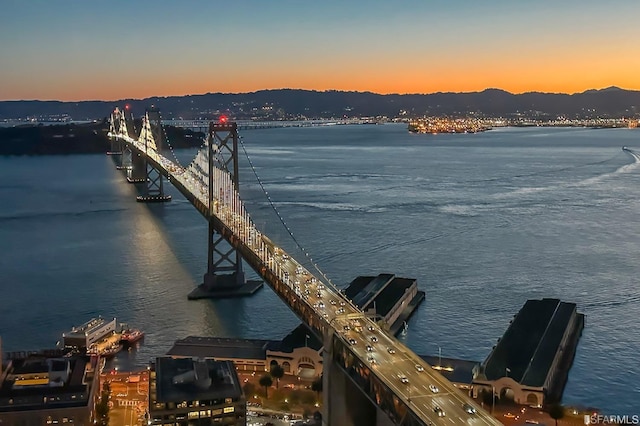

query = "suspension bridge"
[107,107,501,426]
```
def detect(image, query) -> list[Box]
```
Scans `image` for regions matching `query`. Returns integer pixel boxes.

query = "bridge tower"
[136,109,171,202]
[188,121,263,299]
[106,108,123,157]
[123,112,146,181]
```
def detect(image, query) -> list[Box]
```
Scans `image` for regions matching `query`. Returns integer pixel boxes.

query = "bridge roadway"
[112,132,501,426]
[163,118,378,130]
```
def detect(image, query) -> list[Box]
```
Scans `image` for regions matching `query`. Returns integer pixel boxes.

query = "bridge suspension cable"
[238,136,341,292]
[158,121,187,172]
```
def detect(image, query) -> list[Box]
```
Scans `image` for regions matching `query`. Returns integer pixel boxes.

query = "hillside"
[1,87,639,121]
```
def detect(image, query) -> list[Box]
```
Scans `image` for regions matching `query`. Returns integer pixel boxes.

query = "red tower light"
[219,115,228,123]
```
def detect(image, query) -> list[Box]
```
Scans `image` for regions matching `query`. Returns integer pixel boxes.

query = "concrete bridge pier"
[126,151,147,183]
[135,161,171,202]
[322,330,395,426]
[116,144,130,170]
[106,137,122,156]
[187,217,262,299]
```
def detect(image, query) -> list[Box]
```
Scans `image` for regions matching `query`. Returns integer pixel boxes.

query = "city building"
[265,324,323,379]
[472,298,585,407]
[0,351,99,425]
[149,356,245,425]
[167,325,324,380]
[167,337,275,375]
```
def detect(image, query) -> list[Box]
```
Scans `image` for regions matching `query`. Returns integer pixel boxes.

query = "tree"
[270,364,285,389]
[311,376,323,397]
[95,381,111,426]
[259,374,273,399]
[242,382,256,398]
[548,403,565,426]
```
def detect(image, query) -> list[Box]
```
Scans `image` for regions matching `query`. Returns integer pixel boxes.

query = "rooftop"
[167,336,274,360]
[351,273,395,308]
[483,298,580,387]
[343,275,373,300]
[64,316,114,339]
[154,357,242,403]
[268,324,323,353]
[0,353,93,412]
[363,277,416,317]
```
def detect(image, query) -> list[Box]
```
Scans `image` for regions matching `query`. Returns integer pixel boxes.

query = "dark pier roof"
[267,324,323,353]
[344,274,417,314]
[483,298,579,387]
[364,277,416,317]
[167,336,275,360]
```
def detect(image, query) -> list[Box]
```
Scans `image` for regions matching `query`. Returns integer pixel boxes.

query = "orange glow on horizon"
[3,46,639,102]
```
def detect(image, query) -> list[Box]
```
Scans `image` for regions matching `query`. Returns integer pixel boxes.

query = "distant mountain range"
[1,87,639,121]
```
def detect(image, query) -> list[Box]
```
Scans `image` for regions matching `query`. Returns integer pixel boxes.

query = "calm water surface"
[0,124,639,412]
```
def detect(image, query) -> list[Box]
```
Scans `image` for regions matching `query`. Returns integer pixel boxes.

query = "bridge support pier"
[106,137,122,156]
[188,121,262,299]
[187,218,263,299]
[322,330,397,426]
[136,109,171,203]
[115,144,130,170]
[136,161,171,202]
[322,330,376,426]
[126,151,147,183]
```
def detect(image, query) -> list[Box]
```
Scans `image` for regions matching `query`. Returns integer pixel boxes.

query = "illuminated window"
[223,406,235,413]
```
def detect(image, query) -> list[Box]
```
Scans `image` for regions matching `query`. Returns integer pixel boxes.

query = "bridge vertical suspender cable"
[238,136,342,292]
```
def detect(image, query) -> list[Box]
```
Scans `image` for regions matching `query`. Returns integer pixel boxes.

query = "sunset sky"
[1,0,639,101]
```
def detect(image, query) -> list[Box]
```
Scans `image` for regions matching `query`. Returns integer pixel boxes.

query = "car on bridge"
[398,375,409,384]
[387,347,396,354]
[434,406,445,417]
[462,403,477,414]
[415,364,424,372]
[429,384,439,393]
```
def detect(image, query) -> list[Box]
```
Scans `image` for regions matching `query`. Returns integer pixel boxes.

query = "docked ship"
[120,328,144,345]
[62,317,117,353]
[61,317,144,358]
